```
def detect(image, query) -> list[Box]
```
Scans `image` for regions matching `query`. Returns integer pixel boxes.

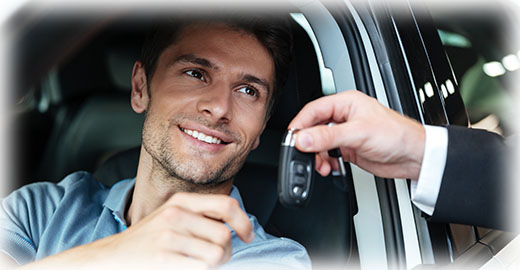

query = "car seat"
[34,22,146,182]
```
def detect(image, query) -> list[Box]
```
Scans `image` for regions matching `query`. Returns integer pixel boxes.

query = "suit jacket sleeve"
[428,125,512,231]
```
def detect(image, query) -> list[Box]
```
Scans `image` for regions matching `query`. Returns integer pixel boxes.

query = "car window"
[431,7,517,136]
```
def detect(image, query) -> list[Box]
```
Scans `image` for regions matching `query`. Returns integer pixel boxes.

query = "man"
[0,16,311,269]
[289,90,514,231]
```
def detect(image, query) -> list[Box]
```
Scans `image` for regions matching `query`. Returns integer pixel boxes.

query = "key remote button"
[294,175,306,185]
[294,162,306,175]
[292,185,303,197]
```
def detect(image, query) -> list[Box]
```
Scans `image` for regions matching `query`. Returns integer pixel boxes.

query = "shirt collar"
[103,179,245,225]
[103,178,136,226]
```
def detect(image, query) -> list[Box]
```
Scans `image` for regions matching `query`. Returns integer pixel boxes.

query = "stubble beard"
[142,110,251,188]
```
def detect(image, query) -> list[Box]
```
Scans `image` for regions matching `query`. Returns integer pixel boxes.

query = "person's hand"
[19,193,253,270]
[289,90,425,180]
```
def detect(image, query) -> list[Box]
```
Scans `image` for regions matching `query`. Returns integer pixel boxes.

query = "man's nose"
[196,82,233,124]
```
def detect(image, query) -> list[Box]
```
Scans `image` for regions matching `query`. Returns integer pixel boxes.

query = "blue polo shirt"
[0,172,310,269]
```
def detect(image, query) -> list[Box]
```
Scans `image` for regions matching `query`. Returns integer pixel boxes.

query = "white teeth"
[181,128,223,144]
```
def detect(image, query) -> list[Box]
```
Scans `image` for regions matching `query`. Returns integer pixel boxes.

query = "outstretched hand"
[289,90,425,180]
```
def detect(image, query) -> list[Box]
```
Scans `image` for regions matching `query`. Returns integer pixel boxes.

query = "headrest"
[57,25,144,100]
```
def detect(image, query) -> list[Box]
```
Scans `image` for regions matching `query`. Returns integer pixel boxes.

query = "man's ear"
[131,61,149,114]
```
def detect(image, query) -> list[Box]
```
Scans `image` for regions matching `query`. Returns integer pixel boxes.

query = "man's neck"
[126,146,232,226]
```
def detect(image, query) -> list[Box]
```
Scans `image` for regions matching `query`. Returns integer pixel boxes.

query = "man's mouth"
[179,127,228,145]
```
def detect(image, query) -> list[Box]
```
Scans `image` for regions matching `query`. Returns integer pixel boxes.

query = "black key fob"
[278,128,314,207]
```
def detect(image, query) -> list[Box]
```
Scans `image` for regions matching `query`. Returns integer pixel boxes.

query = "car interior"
[12,9,357,268]
[8,1,518,269]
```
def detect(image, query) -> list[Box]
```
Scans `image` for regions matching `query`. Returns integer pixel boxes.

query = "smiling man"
[0,16,310,269]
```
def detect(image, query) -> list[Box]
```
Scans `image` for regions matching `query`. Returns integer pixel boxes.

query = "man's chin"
[185,178,228,186]
[165,165,231,186]
[158,152,244,188]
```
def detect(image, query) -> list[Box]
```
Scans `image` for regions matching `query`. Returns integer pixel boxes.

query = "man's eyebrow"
[169,55,271,94]
[169,54,218,70]
[241,74,271,94]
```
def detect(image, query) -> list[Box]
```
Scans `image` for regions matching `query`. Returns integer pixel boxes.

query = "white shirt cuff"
[410,125,448,216]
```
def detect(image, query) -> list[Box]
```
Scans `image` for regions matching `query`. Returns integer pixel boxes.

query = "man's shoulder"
[10,171,104,195]
[2,172,107,216]
[0,172,123,264]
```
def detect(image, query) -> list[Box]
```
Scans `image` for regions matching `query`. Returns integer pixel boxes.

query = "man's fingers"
[168,232,232,266]
[167,193,253,243]
[315,153,331,177]
[294,122,362,153]
[160,206,233,247]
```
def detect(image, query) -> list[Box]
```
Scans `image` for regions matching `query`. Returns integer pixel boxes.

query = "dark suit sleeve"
[428,126,513,231]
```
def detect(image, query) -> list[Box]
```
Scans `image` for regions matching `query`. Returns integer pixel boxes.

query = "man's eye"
[185,70,205,81]
[237,86,258,97]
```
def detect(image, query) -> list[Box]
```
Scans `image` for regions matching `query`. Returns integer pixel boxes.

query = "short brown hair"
[140,14,293,117]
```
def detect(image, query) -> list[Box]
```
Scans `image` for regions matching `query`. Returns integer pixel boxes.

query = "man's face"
[133,23,274,186]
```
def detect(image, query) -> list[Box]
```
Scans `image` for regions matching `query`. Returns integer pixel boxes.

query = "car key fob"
[278,128,314,207]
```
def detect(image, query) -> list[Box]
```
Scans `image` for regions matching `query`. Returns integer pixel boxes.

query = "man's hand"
[19,193,253,270]
[289,90,425,180]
